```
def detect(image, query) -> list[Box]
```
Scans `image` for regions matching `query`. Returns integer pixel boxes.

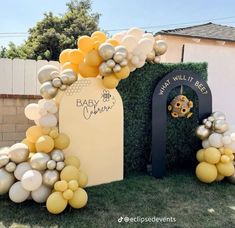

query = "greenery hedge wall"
[117,62,208,173]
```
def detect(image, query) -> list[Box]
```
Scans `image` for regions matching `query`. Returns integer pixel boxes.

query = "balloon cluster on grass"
[195,111,235,183]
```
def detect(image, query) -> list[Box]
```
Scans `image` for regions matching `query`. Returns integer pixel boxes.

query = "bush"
[117,62,208,173]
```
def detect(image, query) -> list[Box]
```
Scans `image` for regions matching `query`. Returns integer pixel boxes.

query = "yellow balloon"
[26,126,43,143]
[35,135,54,153]
[224,148,233,156]
[54,133,70,150]
[68,180,79,191]
[216,162,234,176]
[69,49,84,65]
[79,62,99,78]
[114,66,130,79]
[60,165,79,182]
[78,170,88,188]
[49,128,59,139]
[94,41,101,50]
[229,154,234,160]
[103,75,120,89]
[59,49,71,64]
[46,192,68,214]
[91,31,107,43]
[54,180,68,192]
[84,49,103,67]
[62,62,79,74]
[221,155,230,163]
[196,162,217,183]
[215,173,224,181]
[196,149,205,162]
[63,189,74,200]
[69,188,88,209]
[204,147,221,164]
[106,38,119,47]
[77,36,94,53]
[42,127,51,135]
[64,156,80,169]
[21,138,36,153]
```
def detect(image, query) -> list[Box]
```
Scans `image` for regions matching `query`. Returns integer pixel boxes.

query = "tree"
[0,0,100,60]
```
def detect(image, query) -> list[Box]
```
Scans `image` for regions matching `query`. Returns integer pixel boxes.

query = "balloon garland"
[195,111,235,183]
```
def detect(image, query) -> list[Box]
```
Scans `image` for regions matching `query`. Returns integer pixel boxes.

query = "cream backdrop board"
[59,78,123,186]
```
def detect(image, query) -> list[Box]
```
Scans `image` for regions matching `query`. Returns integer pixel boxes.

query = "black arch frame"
[151,70,212,178]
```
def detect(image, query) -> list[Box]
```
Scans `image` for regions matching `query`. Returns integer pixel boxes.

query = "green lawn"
[0,171,235,228]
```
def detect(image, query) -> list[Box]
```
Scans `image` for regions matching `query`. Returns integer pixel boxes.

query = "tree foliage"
[0,0,100,60]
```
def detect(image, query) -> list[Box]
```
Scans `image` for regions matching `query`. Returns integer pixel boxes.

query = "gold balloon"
[8,143,29,164]
[54,133,70,150]
[46,191,68,214]
[56,162,65,171]
[30,152,50,171]
[102,74,120,89]
[212,111,226,120]
[113,53,125,63]
[5,162,16,173]
[98,43,115,60]
[52,78,62,88]
[99,62,112,76]
[114,46,128,58]
[69,188,88,209]
[106,59,116,68]
[196,125,211,140]
[0,168,15,195]
[37,65,59,84]
[47,160,57,170]
[113,64,121,73]
[43,170,60,187]
[154,40,168,56]
[213,119,228,133]
[119,59,128,67]
[40,81,58,99]
[51,149,64,162]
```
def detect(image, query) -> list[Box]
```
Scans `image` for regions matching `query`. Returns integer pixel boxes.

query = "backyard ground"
[0,170,234,228]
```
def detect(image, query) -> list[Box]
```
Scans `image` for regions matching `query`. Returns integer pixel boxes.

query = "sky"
[0,0,235,47]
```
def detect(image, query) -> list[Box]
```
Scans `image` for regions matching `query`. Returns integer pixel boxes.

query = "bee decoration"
[101,89,112,102]
[168,95,193,118]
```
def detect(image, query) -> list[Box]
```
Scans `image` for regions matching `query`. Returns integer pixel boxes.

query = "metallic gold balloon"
[5,162,16,173]
[212,111,226,120]
[47,160,57,170]
[30,152,50,171]
[113,64,121,73]
[113,52,125,63]
[60,85,67,91]
[98,43,115,60]
[106,59,116,68]
[60,74,70,85]
[227,172,235,184]
[61,69,77,85]
[52,78,62,88]
[51,149,64,162]
[147,50,155,61]
[154,56,161,63]
[119,59,128,67]
[205,120,212,129]
[208,116,215,122]
[43,170,59,187]
[37,65,59,84]
[0,168,15,195]
[99,62,112,76]
[213,119,229,133]
[50,71,60,80]
[154,40,168,56]
[114,46,128,58]
[0,155,9,168]
[40,81,58,99]
[196,125,211,140]
[56,162,65,171]
[8,143,29,164]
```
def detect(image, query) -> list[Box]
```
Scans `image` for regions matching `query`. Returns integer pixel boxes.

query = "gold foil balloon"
[213,119,229,133]
[120,59,128,67]
[113,52,125,63]
[51,149,64,162]
[60,74,70,85]
[52,78,62,88]
[43,170,59,187]
[60,85,67,91]
[113,64,121,73]
[37,65,59,84]
[0,155,9,168]
[106,59,116,68]
[40,81,58,99]
[56,162,65,171]
[154,40,168,56]
[47,160,57,170]
[0,168,15,195]
[99,62,112,76]
[212,111,226,120]
[98,43,115,60]
[30,152,50,171]
[8,143,29,164]
[196,125,211,140]
[61,69,77,85]
[114,46,128,58]
[5,162,16,173]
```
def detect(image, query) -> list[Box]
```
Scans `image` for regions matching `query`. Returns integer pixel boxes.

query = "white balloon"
[137,38,154,55]
[127,27,144,40]
[128,63,136,72]
[121,35,138,52]
[208,133,223,148]
[143,33,155,42]
[112,31,126,42]
[14,162,32,180]
[21,170,42,191]
[38,114,57,127]
[31,184,51,203]
[24,103,41,120]
[131,55,140,65]
[202,139,211,149]
[222,135,232,145]
[224,141,235,153]
[9,181,30,203]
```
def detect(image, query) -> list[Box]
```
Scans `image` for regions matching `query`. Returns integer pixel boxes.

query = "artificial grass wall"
[117,62,208,173]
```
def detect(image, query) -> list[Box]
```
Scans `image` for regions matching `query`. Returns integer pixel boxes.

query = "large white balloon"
[38,114,57,127]
[21,170,42,191]
[9,181,30,203]
[31,184,51,203]
[121,35,138,52]
[208,133,223,148]
[14,162,32,180]
[143,33,155,42]
[39,99,58,114]
[24,103,41,121]
[127,27,144,40]
[137,38,154,55]
[112,31,126,43]
[202,139,211,149]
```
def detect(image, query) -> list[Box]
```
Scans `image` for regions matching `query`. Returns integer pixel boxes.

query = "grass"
[0,170,235,228]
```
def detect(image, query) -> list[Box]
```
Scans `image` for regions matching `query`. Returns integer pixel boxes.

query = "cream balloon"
[127,27,144,40]
[30,152,50,171]
[112,31,126,43]
[8,143,29,164]
[154,40,168,56]
[38,114,57,127]
[31,184,51,203]
[202,139,211,149]
[24,103,41,120]
[5,162,16,173]
[208,133,223,148]
[121,35,138,52]
[0,155,9,168]
[137,38,154,55]
[21,170,42,191]
[0,168,15,195]
[9,181,30,203]
[14,162,32,180]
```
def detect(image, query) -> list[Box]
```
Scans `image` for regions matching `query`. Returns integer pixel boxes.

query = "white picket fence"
[0,58,60,95]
